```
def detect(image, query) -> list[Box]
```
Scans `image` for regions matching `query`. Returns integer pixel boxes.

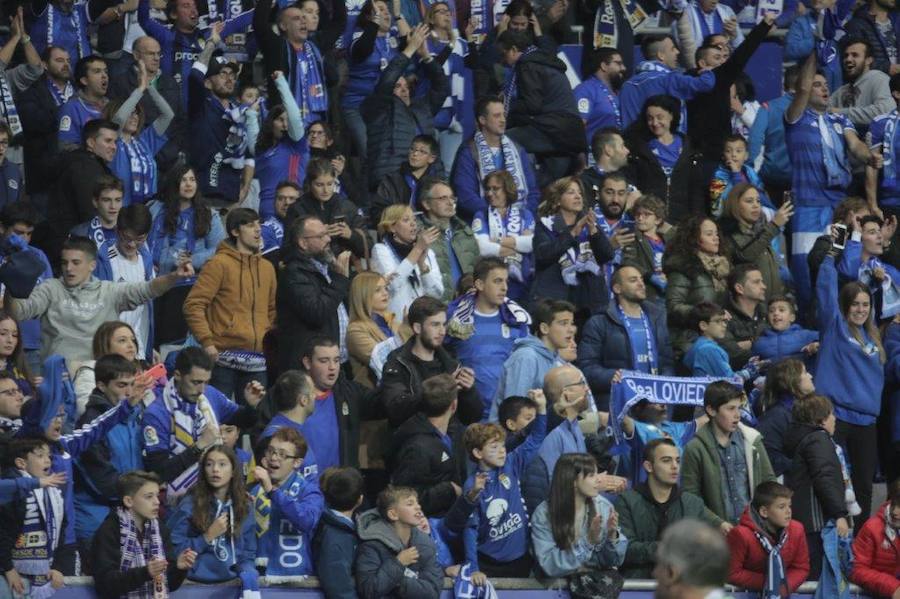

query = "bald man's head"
[133,37,162,75]
[544,365,589,416]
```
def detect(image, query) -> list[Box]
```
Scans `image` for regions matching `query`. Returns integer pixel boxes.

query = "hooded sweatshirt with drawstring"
[183,240,277,353]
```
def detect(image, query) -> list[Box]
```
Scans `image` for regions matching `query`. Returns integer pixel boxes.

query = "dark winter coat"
[783,422,849,534]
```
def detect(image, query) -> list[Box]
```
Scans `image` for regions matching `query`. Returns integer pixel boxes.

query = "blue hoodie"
[489,336,563,422]
[683,336,735,378]
[251,468,324,576]
[463,413,547,569]
[167,494,257,583]
[751,324,819,367]
[814,255,885,425]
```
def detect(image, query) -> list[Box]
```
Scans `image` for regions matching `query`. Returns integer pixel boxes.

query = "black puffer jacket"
[624,129,706,225]
[784,422,849,533]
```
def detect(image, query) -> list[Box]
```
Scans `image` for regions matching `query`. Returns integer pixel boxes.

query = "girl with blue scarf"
[105,62,174,206]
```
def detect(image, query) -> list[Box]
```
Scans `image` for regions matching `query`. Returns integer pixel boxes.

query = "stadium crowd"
[2,0,900,596]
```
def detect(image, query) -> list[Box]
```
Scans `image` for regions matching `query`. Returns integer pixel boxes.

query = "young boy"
[70,175,123,249]
[726,481,810,596]
[251,427,324,577]
[0,439,69,598]
[313,467,365,598]
[710,135,772,217]
[683,302,763,381]
[91,471,196,599]
[682,381,776,526]
[750,296,820,365]
[622,194,670,303]
[497,395,537,452]
[221,423,254,483]
[463,389,546,580]
[354,486,443,598]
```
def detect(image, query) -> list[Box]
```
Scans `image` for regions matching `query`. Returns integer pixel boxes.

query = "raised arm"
[786,52,817,124]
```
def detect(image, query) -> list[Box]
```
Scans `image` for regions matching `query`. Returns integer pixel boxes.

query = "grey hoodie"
[489,335,563,421]
[9,277,154,369]
[354,508,443,598]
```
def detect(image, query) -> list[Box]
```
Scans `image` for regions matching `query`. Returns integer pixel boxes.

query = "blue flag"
[453,563,499,599]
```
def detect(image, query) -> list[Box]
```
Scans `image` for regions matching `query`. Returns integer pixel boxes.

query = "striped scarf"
[473,131,528,204]
[122,136,156,202]
[502,46,538,117]
[486,203,527,281]
[118,507,167,599]
[161,379,220,505]
[446,289,531,340]
[46,3,90,60]
[883,110,899,183]
[751,507,789,599]
[0,74,22,137]
[14,481,64,599]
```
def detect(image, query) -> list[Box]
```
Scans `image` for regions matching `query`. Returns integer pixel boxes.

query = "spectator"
[623,94,706,224]
[726,481,810,595]
[253,71,307,221]
[731,73,764,144]
[683,302,760,381]
[183,208,276,399]
[103,62,173,207]
[70,175,121,250]
[0,123,22,211]
[829,38,893,130]
[275,216,351,374]
[619,34,714,133]
[462,390,546,578]
[148,164,225,346]
[0,370,25,453]
[681,381,776,526]
[615,438,722,579]
[843,0,900,77]
[653,519,731,598]
[470,170,536,301]
[380,296,482,428]
[784,52,878,311]
[371,204,443,322]
[867,74,900,217]
[141,347,264,503]
[8,236,193,368]
[592,173,636,296]
[451,95,540,221]
[574,48,626,149]
[0,8,41,160]
[578,265,675,411]
[663,215,731,356]
[261,181,301,265]
[530,453,627,581]
[755,358,817,478]
[532,176,615,318]
[362,24,449,190]
[677,0,743,54]
[850,478,900,598]
[93,204,156,361]
[0,312,35,398]
[30,0,104,62]
[751,65,798,200]
[354,486,443,598]
[783,2,843,92]
[751,297,820,366]
[709,134,772,218]
[621,194,671,304]
[815,250,885,525]
[719,264,769,368]
[58,55,108,150]
[313,467,366,599]
[418,178,479,300]
[341,0,405,164]
[580,128,635,200]
[445,257,531,417]
[490,299,576,420]
[187,39,252,206]
[48,118,118,265]
[166,446,258,592]
[373,135,442,227]
[807,196,873,290]
[250,427,324,576]
[288,158,369,259]
[783,394,852,579]
[71,321,143,419]
[347,271,404,388]
[497,30,584,180]
[91,471,194,598]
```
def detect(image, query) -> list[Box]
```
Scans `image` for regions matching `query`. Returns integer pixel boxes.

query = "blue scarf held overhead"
[609,371,742,444]
[289,40,328,127]
[446,289,531,340]
[593,0,649,48]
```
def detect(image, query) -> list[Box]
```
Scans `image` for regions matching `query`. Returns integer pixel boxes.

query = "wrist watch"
[20,35,31,45]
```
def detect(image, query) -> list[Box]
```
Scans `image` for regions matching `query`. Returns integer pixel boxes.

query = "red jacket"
[850,502,900,598]
[727,507,810,596]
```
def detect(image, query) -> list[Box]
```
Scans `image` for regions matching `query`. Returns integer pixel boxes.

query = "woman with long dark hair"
[167,446,256,588]
[530,453,626,594]
[756,358,816,477]
[0,311,33,396]
[148,165,225,344]
[624,94,706,224]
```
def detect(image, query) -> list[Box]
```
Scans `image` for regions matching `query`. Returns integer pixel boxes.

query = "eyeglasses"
[265,447,299,460]
[0,387,21,398]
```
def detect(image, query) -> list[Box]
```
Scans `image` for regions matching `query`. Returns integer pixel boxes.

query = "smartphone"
[144,363,167,379]
[333,215,346,224]
[833,224,848,250]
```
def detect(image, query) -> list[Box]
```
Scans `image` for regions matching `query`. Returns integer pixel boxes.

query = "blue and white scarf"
[859,256,900,318]
[290,40,328,127]
[118,507,167,599]
[161,379,220,505]
[616,302,658,374]
[502,46,538,117]
[817,111,851,188]
[473,131,528,203]
[311,259,349,362]
[0,74,22,137]
[609,371,742,443]
[216,349,266,373]
[487,203,528,281]
[446,289,530,340]
[123,136,156,201]
[13,480,64,599]
[220,102,250,170]
[46,79,74,108]
[46,2,90,60]
[751,507,789,599]
[593,0,649,49]
[542,215,600,286]
[454,562,499,598]
[882,109,899,184]
[87,216,109,250]
[693,2,723,39]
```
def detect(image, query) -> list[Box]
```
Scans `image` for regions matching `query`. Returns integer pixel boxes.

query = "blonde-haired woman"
[347,271,406,388]
[370,204,443,321]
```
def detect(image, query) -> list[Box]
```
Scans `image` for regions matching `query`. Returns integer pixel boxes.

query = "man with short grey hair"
[653,519,731,599]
